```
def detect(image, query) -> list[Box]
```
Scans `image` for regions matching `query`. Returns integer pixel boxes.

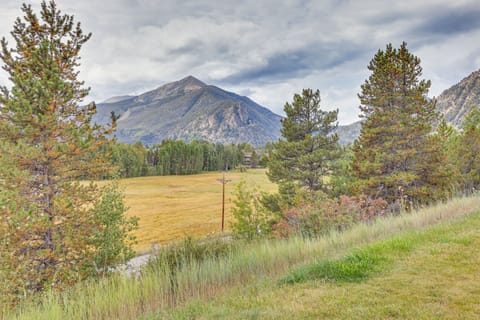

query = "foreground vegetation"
[169,206,480,319]
[6,195,480,319]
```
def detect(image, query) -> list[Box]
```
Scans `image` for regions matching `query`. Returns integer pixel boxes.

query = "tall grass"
[6,195,480,320]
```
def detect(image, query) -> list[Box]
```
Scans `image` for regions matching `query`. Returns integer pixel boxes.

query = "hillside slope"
[163,205,480,319]
[436,69,480,127]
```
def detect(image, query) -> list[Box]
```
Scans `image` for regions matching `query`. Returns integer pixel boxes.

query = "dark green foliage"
[352,42,453,207]
[107,140,260,178]
[148,140,205,175]
[330,145,356,197]
[452,106,480,192]
[149,140,245,175]
[267,89,341,197]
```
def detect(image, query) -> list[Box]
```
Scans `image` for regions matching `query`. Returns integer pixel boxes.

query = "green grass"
[280,235,416,285]
[6,195,480,320]
[280,246,390,285]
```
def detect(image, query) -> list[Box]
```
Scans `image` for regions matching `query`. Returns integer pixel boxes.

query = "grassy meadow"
[110,169,276,251]
[8,195,480,320]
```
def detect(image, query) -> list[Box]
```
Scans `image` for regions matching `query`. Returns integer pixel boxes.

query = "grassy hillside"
[8,195,480,320]
[109,169,277,250]
[166,207,480,319]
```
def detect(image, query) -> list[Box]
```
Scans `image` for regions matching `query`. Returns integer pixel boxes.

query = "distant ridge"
[93,76,283,147]
[101,95,135,104]
[335,121,362,145]
[436,69,480,127]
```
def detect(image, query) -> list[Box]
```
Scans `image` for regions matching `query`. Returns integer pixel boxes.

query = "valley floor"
[113,169,276,251]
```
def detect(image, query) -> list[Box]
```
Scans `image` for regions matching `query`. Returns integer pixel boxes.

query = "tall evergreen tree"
[267,89,340,198]
[0,1,135,303]
[352,42,449,206]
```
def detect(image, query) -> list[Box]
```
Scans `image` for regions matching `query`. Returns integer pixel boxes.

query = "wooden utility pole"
[216,173,231,232]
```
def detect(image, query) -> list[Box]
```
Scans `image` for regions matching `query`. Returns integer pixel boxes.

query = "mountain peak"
[172,75,207,91]
[94,77,282,147]
[135,76,207,103]
[179,75,206,85]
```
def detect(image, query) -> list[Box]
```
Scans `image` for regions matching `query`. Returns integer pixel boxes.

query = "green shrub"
[92,180,139,276]
[231,180,276,240]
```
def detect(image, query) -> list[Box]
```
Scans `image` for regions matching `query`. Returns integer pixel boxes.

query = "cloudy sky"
[1,0,480,124]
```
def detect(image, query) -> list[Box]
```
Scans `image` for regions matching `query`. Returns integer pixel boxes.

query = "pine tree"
[352,42,449,206]
[267,89,340,198]
[454,106,480,192]
[0,1,134,303]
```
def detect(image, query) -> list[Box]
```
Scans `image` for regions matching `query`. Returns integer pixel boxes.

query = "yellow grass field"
[112,169,276,251]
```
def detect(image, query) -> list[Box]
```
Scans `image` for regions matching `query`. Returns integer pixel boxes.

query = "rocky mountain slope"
[336,121,361,145]
[436,70,480,127]
[94,76,283,147]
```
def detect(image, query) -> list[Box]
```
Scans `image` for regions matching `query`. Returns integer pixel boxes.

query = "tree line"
[109,140,261,178]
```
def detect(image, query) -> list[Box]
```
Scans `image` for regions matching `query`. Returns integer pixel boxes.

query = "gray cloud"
[416,7,480,36]
[0,0,479,124]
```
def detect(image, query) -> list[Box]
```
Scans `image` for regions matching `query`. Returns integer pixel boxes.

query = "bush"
[92,180,139,276]
[273,195,388,238]
[230,180,276,240]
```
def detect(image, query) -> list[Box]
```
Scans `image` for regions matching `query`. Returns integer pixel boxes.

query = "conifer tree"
[453,106,480,192]
[0,1,135,303]
[352,42,450,206]
[267,89,340,198]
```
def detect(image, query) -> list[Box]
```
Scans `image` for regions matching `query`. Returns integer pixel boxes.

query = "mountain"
[436,70,480,127]
[336,121,361,145]
[94,76,283,147]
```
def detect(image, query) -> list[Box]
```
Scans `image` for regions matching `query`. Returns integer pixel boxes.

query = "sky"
[0,1,479,124]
